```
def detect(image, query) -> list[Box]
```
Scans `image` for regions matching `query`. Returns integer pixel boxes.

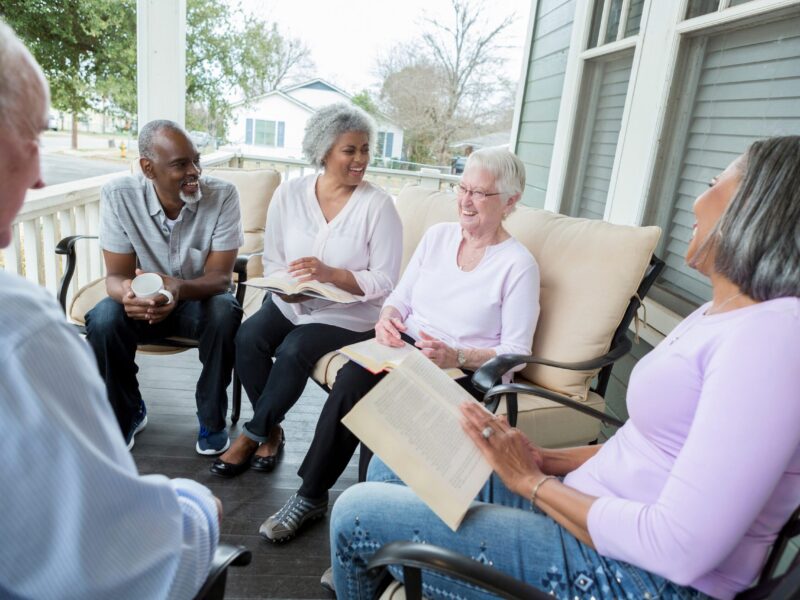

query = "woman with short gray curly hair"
[211,102,402,481]
[302,103,376,168]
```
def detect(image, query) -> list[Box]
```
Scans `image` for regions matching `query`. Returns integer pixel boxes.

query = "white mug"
[130,272,174,305]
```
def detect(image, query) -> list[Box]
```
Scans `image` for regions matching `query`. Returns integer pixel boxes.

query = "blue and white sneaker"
[126,401,148,451]
[196,424,230,456]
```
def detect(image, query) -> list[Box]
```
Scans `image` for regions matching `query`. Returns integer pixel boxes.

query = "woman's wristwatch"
[456,349,467,368]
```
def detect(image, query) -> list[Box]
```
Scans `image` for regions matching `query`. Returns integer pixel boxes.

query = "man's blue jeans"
[330,457,710,600]
[85,293,242,437]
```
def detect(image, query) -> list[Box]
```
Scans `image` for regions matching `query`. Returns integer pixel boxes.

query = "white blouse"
[262,174,403,331]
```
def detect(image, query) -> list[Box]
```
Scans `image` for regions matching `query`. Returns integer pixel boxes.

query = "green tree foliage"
[0,0,136,148]
[1,0,312,144]
[351,89,380,117]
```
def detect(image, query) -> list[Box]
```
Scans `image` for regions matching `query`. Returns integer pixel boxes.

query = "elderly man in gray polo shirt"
[85,119,244,455]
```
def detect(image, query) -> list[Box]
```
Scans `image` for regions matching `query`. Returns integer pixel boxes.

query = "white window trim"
[510,0,539,150]
[546,0,799,338]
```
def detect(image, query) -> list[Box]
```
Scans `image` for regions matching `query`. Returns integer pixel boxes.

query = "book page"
[339,338,414,373]
[342,367,492,531]
[242,272,359,303]
[339,339,467,379]
[397,350,476,414]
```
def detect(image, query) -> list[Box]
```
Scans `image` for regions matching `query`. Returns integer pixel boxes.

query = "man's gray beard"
[179,185,203,206]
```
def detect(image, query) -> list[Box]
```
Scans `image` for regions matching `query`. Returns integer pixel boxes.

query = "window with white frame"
[645,2,800,315]
[245,118,285,147]
[376,131,394,158]
[561,0,643,219]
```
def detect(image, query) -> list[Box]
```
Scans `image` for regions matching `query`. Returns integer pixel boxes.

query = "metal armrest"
[471,337,633,393]
[233,251,263,305]
[56,235,99,313]
[367,541,549,600]
[192,543,252,600]
[483,382,625,428]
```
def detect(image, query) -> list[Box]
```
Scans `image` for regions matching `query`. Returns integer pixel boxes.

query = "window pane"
[573,53,634,220]
[377,131,386,156]
[385,132,394,157]
[624,0,645,37]
[603,0,624,44]
[588,0,604,49]
[254,120,267,145]
[729,0,755,5]
[656,15,800,311]
[685,0,719,20]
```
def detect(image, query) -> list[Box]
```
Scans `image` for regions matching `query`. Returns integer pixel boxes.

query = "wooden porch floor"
[133,349,351,599]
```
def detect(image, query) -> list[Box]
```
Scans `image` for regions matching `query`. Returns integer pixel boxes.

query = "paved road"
[41,153,127,185]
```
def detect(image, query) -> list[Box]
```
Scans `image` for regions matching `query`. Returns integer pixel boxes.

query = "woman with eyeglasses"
[331,136,800,599]
[259,147,540,544]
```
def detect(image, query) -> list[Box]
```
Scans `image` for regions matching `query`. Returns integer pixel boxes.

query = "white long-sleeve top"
[0,271,219,600]
[384,222,540,359]
[263,174,403,331]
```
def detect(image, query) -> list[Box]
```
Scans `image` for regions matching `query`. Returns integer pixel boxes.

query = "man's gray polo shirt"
[99,174,244,280]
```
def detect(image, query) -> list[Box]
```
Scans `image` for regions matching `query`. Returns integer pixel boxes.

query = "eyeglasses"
[452,183,503,201]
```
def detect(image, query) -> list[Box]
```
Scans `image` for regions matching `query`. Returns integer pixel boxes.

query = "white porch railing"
[1,150,459,307]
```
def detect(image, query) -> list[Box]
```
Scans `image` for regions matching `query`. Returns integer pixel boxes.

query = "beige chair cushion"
[205,167,281,278]
[392,186,660,401]
[498,390,606,448]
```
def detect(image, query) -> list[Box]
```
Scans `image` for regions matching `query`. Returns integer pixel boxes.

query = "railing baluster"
[86,201,102,281]
[22,218,41,284]
[3,224,21,274]
[42,214,58,294]
[74,205,89,289]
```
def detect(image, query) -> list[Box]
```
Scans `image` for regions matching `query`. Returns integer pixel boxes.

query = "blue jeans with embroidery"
[330,457,711,600]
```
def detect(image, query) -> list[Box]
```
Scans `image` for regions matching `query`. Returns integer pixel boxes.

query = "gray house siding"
[515,0,576,208]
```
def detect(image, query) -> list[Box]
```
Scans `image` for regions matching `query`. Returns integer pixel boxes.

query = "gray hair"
[464,147,526,197]
[302,103,376,168]
[0,19,49,138]
[138,119,189,160]
[713,136,800,300]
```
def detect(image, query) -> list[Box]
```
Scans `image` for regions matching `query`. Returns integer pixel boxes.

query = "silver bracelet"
[530,475,557,508]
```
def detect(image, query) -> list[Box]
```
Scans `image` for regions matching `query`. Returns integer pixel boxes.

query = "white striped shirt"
[0,271,219,599]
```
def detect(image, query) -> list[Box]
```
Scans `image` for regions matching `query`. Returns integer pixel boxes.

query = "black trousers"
[235,295,373,442]
[85,292,243,437]
[297,332,482,498]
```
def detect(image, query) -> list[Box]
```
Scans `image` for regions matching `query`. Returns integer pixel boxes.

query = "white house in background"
[227,78,404,161]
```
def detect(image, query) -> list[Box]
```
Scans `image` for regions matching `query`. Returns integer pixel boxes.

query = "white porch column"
[137,0,186,128]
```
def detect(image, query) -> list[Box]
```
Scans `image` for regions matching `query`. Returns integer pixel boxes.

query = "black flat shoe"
[209,455,252,478]
[251,430,285,473]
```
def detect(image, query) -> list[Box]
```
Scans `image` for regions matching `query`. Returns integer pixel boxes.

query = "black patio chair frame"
[193,543,252,600]
[55,235,250,424]
[472,253,665,429]
[368,505,800,600]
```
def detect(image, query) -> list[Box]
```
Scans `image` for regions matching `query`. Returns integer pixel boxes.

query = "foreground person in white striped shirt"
[0,20,221,599]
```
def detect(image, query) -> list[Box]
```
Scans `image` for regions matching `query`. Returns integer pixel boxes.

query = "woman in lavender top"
[331,136,800,600]
[259,147,541,543]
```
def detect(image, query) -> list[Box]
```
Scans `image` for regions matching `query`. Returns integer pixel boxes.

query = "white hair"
[0,19,49,138]
[301,103,377,168]
[464,147,526,196]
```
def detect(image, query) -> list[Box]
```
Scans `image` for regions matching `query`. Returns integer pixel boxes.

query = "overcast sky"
[238,0,531,95]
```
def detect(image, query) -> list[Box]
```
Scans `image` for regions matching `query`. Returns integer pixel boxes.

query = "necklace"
[668,291,744,346]
[704,291,743,316]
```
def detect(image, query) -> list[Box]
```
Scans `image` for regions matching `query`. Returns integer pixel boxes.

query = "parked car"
[189,130,212,148]
[47,114,58,131]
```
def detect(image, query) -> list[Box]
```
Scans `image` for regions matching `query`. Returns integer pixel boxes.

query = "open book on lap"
[342,351,493,530]
[338,338,465,379]
[242,272,360,304]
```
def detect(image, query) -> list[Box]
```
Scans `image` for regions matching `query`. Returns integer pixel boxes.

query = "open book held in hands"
[342,350,493,531]
[338,338,465,379]
[242,272,360,303]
